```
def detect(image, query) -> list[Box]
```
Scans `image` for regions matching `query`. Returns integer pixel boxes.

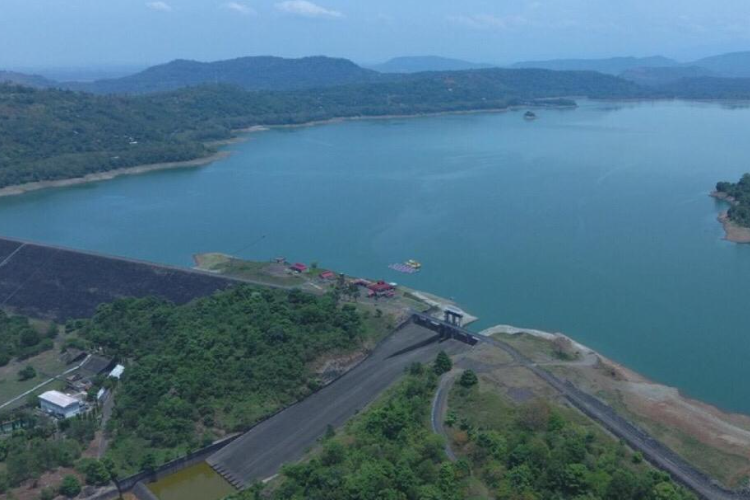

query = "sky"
[3,0,750,69]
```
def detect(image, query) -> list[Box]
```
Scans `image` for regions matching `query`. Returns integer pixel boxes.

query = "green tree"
[39,487,56,500]
[19,329,41,347]
[17,365,36,381]
[59,475,81,498]
[433,351,452,375]
[561,463,588,495]
[606,470,641,500]
[458,370,478,388]
[140,452,157,474]
[80,458,111,486]
[46,323,59,339]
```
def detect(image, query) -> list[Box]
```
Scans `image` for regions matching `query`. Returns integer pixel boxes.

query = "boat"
[524,111,537,120]
[405,260,422,270]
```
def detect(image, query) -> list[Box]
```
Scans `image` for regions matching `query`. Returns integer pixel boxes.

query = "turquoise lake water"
[1,100,750,414]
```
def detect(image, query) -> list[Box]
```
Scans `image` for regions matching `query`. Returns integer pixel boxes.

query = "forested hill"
[66,56,384,94]
[716,174,750,227]
[0,68,643,189]
[511,56,679,75]
[0,70,56,89]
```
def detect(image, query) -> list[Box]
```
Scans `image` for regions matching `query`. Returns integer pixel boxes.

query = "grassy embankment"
[446,371,694,499]
[492,331,750,489]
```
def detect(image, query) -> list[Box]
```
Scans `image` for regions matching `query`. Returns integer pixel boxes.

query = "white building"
[39,391,81,419]
[109,364,125,379]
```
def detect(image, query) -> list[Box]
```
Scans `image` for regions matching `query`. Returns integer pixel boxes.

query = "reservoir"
[147,462,235,500]
[1,100,749,414]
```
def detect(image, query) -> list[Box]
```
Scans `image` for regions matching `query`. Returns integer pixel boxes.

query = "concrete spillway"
[207,323,469,489]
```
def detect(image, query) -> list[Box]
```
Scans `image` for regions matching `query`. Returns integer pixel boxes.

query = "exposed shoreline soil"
[0,151,232,198]
[710,191,750,244]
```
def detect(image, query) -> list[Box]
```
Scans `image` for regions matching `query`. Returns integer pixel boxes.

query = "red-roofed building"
[319,271,335,280]
[290,263,308,273]
[368,280,395,297]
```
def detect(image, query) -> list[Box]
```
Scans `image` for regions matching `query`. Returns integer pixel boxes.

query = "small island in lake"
[713,173,750,243]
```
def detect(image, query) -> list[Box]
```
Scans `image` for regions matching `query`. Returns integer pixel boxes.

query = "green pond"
[147,462,235,500]
[1,100,750,414]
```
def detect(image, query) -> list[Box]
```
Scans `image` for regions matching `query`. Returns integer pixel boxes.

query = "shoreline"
[710,192,750,244]
[0,104,569,199]
[480,321,750,447]
[0,151,233,198]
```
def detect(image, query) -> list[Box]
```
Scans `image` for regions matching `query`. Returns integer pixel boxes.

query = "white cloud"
[223,2,257,16]
[447,14,528,30]
[146,1,172,12]
[275,1,343,19]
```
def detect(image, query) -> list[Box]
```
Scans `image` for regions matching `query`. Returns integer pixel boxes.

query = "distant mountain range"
[510,51,750,85]
[4,51,750,96]
[368,56,495,73]
[511,56,679,75]
[692,51,750,78]
[619,66,716,86]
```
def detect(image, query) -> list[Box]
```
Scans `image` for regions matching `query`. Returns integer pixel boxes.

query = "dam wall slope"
[0,237,243,320]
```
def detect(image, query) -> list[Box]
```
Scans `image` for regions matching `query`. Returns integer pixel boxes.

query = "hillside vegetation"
[0,68,640,189]
[447,379,694,500]
[716,173,750,227]
[0,311,55,365]
[227,362,694,500]
[72,286,368,475]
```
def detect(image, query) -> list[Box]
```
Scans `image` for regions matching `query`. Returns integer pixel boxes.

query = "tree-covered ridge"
[448,383,694,500]
[0,68,641,189]
[66,56,384,94]
[0,85,210,188]
[73,286,365,474]
[716,173,750,227]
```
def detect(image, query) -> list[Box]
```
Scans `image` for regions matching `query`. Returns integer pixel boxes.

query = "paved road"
[208,323,470,489]
[431,371,459,462]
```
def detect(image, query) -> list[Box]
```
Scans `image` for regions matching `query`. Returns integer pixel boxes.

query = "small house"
[290,263,308,273]
[39,391,81,419]
[319,271,335,280]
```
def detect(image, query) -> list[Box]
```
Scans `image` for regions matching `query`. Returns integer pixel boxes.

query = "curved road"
[431,372,459,462]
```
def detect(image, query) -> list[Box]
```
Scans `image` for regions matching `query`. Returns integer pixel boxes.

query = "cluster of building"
[37,355,125,420]
[281,258,398,299]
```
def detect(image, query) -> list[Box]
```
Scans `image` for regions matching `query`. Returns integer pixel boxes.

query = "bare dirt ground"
[10,467,79,500]
[718,212,750,243]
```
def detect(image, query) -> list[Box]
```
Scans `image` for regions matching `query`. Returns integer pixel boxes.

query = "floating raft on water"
[389,263,420,274]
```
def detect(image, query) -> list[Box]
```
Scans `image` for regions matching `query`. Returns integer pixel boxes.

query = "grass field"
[0,323,69,408]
